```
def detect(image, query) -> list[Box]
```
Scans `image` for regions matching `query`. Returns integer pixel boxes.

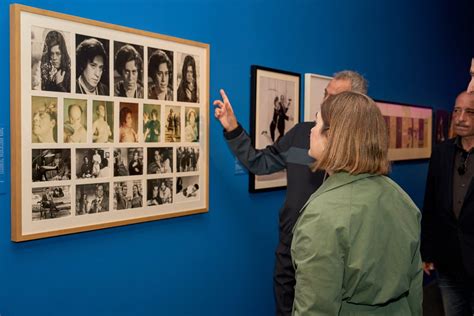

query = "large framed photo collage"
[10,4,209,241]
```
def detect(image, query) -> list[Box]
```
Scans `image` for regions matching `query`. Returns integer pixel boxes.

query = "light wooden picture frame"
[10,4,209,241]
[303,73,332,122]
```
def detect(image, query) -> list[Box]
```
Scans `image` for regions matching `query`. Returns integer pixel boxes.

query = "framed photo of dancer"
[376,100,432,161]
[10,4,210,241]
[303,73,332,122]
[249,65,300,192]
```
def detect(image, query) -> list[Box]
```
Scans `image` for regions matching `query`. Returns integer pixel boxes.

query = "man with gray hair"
[213,70,368,316]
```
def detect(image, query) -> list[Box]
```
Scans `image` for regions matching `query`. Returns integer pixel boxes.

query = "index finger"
[220,89,230,104]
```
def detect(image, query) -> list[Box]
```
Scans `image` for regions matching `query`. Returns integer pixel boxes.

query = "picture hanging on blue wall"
[249,65,300,192]
[10,4,210,241]
[375,100,432,161]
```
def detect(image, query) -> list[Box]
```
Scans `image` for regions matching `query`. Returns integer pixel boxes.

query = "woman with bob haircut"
[291,91,422,315]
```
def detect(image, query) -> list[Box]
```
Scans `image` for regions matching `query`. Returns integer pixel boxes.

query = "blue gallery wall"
[0,0,473,315]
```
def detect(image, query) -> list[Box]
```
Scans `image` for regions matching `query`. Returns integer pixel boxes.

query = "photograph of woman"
[119,103,138,143]
[32,28,71,92]
[177,54,198,103]
[184,107,199,142]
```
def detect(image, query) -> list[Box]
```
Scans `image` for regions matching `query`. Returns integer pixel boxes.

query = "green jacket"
[291,172,422,315]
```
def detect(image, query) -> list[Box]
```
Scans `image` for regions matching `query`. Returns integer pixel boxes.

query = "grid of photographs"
[12,5,208,241]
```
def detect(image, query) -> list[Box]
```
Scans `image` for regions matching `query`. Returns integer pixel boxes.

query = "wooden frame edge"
[14,208,208,242]
[11,4,22,241]
[10,4,208,49]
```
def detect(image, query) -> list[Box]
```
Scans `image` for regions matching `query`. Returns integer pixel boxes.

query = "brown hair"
[314,91,390,175]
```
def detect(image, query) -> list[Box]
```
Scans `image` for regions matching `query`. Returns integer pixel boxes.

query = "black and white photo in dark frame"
[249,65,300,192]
[75,34,110,95]
[113,41,144,98]
[31,26,72,92]
[32,186,71,220]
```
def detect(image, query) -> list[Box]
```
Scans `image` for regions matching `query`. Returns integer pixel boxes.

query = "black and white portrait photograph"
[176,53,199,103]
[250,66,300,192]
[63,98,87,143]
[31,26,71,92]
[176,146,199,172]
[113,147,143,177]
[165,105,181,142]
[32,149,71,182]
[75,34,109,95]
[92,100,113,143]
[256,77,297,145]
[114,41,144,98]
[119,102,139,143]
[147,147,173,174]
[175,176,199,202]
[143,104,161,143]
[32,186,71,221]
[75,148,110,179]
[31,96,58,143]
[184,107,199,142]
[76,182,110,215]
[148,48,173,100]
[147,178,173,206]
[113,180,143,210]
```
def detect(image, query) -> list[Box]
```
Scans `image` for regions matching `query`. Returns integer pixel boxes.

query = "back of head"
[333,70,368,94]
[316,91,389,175]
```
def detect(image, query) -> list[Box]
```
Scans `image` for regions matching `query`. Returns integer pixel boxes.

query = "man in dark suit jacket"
[421,91,474,316]
[89,184,109,213]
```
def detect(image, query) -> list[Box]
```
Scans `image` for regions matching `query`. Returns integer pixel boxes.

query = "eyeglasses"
[458,151,471,175]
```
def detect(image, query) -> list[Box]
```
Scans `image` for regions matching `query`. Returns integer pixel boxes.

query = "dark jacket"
[421,138,474,277]
[225,122,325,244]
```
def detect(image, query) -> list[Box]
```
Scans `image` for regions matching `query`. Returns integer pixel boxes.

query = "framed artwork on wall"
[375,100,432,161]
[249,65,300,192]
[10,4,209,241]
[303,73,332,122]
[434,109,451,144]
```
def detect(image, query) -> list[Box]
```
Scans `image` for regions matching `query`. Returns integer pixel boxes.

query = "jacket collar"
[299,172,377,213]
